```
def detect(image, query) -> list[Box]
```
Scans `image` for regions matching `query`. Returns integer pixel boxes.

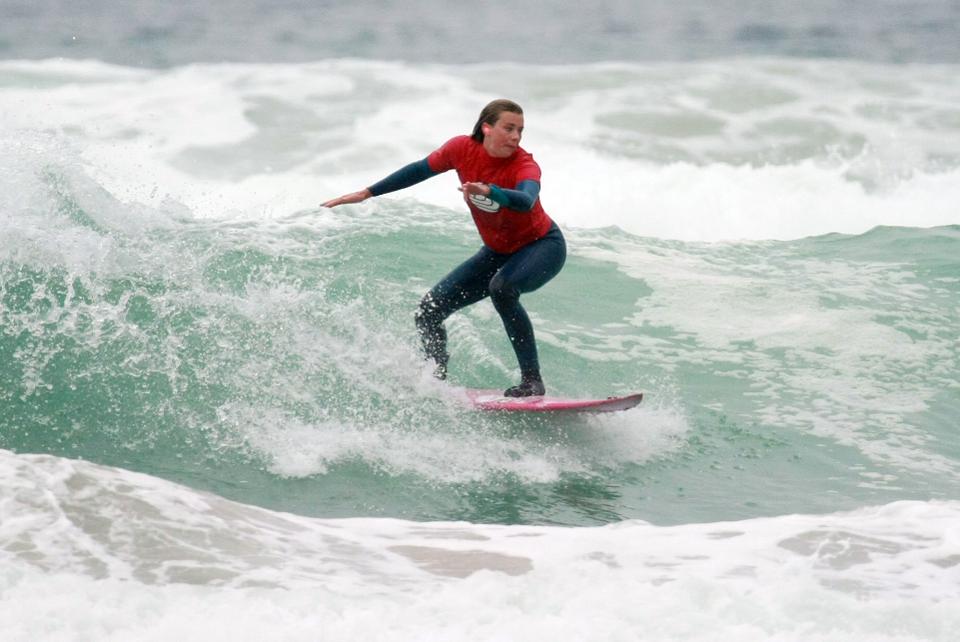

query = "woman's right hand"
[321,188,372,208]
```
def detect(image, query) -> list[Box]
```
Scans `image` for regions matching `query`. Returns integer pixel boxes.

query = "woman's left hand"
[458,182,490,196]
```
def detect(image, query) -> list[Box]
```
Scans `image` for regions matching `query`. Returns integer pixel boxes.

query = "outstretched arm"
[322,158,437,208]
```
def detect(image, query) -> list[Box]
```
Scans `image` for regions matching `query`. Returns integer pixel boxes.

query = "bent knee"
[488,275,519,303]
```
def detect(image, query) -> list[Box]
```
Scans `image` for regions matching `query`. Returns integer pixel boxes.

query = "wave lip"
[4,57,960,241]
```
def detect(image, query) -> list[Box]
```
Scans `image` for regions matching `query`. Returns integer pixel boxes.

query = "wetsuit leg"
[415,246,505,375]
[488,224,566,376]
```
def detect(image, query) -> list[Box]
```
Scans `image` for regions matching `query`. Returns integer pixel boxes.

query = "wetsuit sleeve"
[368,158,438,196]
[487,180,540,212]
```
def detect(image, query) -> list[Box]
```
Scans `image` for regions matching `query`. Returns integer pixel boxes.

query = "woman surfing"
[322,99,566,397]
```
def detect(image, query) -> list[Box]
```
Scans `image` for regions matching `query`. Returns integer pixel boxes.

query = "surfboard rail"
[464,389,643,413]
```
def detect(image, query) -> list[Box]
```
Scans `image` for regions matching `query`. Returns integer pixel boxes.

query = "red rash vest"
[427,135,554,254]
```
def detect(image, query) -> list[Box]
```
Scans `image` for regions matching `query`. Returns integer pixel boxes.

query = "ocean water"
[2,2,960,640]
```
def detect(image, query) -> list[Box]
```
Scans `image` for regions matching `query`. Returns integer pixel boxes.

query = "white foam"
[2,449,959,641]
[544,157,960,241]
[4,58,959,241]
[221,394,684,484]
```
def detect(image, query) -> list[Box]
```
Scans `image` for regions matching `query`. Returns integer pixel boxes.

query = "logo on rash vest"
[468,193,501,213]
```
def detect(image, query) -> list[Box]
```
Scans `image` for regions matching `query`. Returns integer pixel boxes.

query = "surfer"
[322,99,566,397]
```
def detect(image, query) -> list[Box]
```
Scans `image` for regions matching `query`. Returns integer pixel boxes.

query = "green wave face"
[3,165,959,526]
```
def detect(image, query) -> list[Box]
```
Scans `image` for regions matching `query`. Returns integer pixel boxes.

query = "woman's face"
[482,111,524,158]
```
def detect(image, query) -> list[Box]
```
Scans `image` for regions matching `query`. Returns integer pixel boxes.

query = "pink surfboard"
[465,389,643,413]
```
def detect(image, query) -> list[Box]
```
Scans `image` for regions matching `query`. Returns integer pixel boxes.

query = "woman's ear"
[481,122,491,137]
